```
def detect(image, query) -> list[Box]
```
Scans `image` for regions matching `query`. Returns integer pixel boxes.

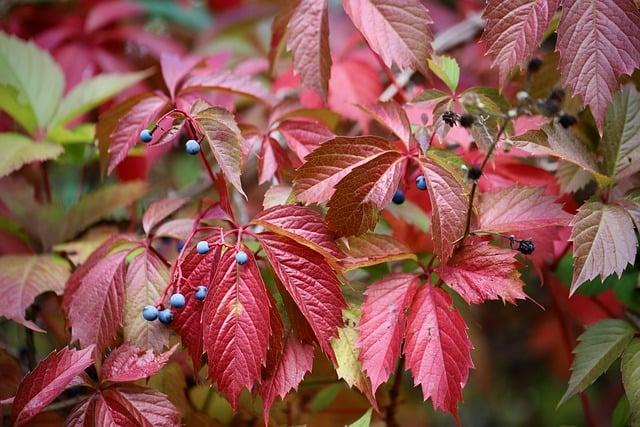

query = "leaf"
[100,344,178,383]
[0,32,64,132]
[258,135,289,184]
[348,408,373,427]
[108,95,168,174]
[338,233,416,271]
[419,151,470,262]
[601,84,640,179]
[160,53,200,100]
[477,186,572,233]
[357,101,412,148]
[404,285,473,418]
[123,250,171,353]
[412,88,450,104]
[195,105,246,198]
[277,119,335,161]
[0,349,22,400]
[331,307,378,410]
[49,70,150,128]
[11,346,95,426]
[481,0,559,84]
[181,70,275,105]
[0,133,62,178]
[286,0,331,99]
[203,248,272,409]
[427,55,460,92]
[438,238,526,304]
[622,338,640,426]
[0,255,70,331]
[556,161,593,193]
[570,202,637,294]
[326,151,406,236]
[556,0,640,127]
[357,274,419,393]
[559,319,635,405]
[268,0,299,72]
[294,136,396,204]
[142,197,189,236]
[342,0,433,76]
[258,232,346,360]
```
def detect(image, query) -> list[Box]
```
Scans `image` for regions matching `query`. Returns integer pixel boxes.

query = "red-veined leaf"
[11,346,95,426]
[100,344,178,383]
[182,70,275,105]
[142,197,189,236]
[160,53,200,100]
[357,274,419,393]
[153,218,194,241]
[357,101,412,148]
[338,233,416,271]
[268,0,299,72]
[277,119,334,161]
[85,1,145,32]
[404,285,473,419]
[601,84,640,179]
[258,136,289,185]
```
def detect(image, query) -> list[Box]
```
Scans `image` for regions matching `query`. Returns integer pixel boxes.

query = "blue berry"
[195,286,208,301]
[170,293,186,309]
[176,240,185,252]
[142,305,158,321]
[139,129,153,143]
[185,139,200,155]
[196,240,210,254]
[158,309,173,325]
[392,190,405,205]
[235,250,249,265]
[416,175,427,191]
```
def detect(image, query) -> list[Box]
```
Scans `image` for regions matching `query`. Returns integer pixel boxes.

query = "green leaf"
[613,395,631,427]
[0,86,37,133]
[412,88,450,104]
[0,32,64,131]
[49,70,151,129]
[428,55,459,92]
[560,319,635,405]
[0,133,62,178]
[46,123,95,145]
[310,383,343,413]
[600,84,640,179]
[347,408,373,427]
[622,338,640,427]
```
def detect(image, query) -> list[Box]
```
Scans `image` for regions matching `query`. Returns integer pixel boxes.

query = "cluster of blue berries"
[138,129,201,156]
[391,175,428,205]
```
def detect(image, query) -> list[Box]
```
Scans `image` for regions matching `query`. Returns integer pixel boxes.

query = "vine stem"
[386,356,404,427]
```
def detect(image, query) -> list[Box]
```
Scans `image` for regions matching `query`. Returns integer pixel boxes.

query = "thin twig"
[385,356,404,427]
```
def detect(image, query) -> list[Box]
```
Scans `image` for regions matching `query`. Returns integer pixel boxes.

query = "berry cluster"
[508,236,535,255]
[390,175,428,206]
[137,110,204,155]
[441,111,475,129]
[524,60,578,129]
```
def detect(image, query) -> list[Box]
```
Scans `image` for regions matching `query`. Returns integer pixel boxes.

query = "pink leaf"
[357,101,412,148]
[11,346,95,426]
[438,238,527,304]
[85,1,145,33]
[160,53,201,100]
[202,248,272,409]
[338,233,416,271]
[287,0,331,99]
[142,197,189,236]
[258,136,289,185]
[277,119,335,161]
[357,274,419,393]
[342,0,433,76]
[182,70,275,105]
[100,344,178,383]
[557,0,640,127]
[404,285,473,418]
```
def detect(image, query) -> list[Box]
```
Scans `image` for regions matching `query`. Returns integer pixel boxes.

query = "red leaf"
[182,70,275,105]
[482,0,560,84]
[357,101,412,149]
[202,248,272,409]
[160,53,200,100]
[338,233,416,271]
[277,119,335,161]
[0,349,22,400]
[286,0,331,99]
[404,285,473,418]
[84,1,145,32]
[11,346,95,426]
[142,197,189,236]
[100,344,178,383]
[357,274,419,393]
[258,136,290,185]
[438,238,526,304]
[343,0,433,76]
[258,232,346,360]
[557,0,640,127]
[294,136,395,204]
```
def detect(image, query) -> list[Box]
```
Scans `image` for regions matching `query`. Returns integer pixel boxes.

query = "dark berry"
[142,305,158,321]
[235,250,249,265]
[558,114,577,128]
[158,309,173,324]
[416,175,427,191]
[459,114,475,128]
[517,239,535,255]
[527,58,543,73]
[195,286,208,301]
[170,293,186,309]
[544,98,561,116]
[196,240,210,254]
[185,139,200,155]
[139,129,153,143]
[176,240,185,252]
[549,88,566,102]
[442,110,459,127]
[467,166,482,180]
[392,190,405,205]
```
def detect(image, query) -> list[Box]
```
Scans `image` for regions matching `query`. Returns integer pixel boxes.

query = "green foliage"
[622,338,640,426]
[428,55,459,92]
[0,133,62,178]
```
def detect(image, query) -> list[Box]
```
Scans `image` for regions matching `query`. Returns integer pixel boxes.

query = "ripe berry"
[235,250,249,265]
[170,293,186,309]
[442,110,459,127]
[196,240,210,254]
[527,58,543,73]
[468,166,482,180]
[416,175,427,191]
[517,239,535,255]
[158,309,173,325]
[142,305,158,321]
[558,114,577,128]
[195,286,208,301]
[185,139,200,155]
[139,129,153,143]
[392,190,405,205]
[459,114,475,128]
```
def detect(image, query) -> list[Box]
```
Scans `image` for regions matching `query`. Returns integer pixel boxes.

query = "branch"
[385,355,404,427]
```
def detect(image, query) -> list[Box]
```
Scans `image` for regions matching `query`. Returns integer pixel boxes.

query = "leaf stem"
[385,356,404,427]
